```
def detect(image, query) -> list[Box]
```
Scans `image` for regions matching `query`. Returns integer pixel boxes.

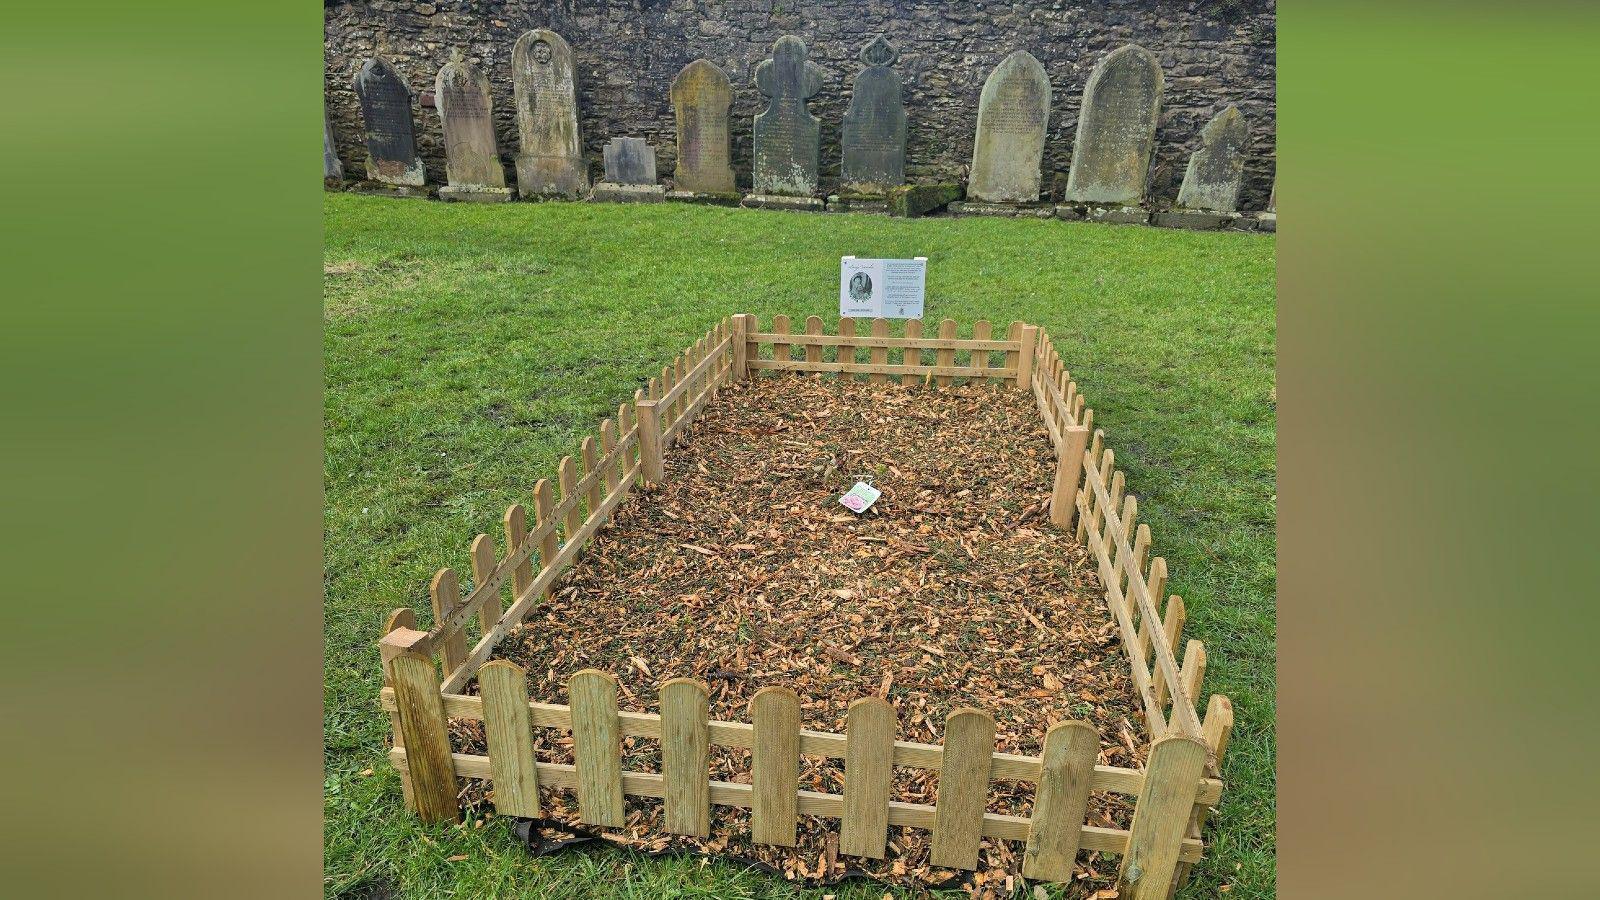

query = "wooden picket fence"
[376,314,1233,899]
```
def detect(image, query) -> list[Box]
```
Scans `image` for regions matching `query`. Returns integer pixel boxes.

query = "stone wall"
[324,0,1276,211]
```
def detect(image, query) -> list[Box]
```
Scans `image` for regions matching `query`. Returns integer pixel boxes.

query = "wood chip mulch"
[451,374,1148,897]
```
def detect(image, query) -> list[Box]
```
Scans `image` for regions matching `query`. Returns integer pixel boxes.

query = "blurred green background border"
[3,0,1599,897]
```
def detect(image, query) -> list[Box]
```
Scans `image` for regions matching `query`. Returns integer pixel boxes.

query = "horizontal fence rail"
[376,314,1233,898]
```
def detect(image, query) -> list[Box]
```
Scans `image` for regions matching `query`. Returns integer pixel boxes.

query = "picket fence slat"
[869,318,890,383]
[1022,720,1099,881]
[840,696,895,859]
[1118,736,1207,900]
[901,319,924,385]
[750,686,801,846]
[930,708,996,869]
[469,534,501,634]
[479,660,540,817]
[430,569,467,674]
[661,678,711,837]
[388,652,458,823]
[569,669,625,827]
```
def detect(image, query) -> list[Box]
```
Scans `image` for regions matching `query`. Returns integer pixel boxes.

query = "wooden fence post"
[479,660,541,817]
[636,400,664,485]
[930,708,995,870]
[750,686,801,846]
[1015,324,1037,391]
[1050,424,1091,529]
[1175,694,1235,888]
[661,678,711,837]
[387,652,459,823]
[901,319,924,386]
[1117,736,1206,900]
[732,314,750,380]
[840,696,895,859]
[568,669,624,827]
[1022,720,1098,882]
[379,609,420,811]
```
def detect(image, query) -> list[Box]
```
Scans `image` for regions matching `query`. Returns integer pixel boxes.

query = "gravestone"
[592,137,664,203]
[750,36,825,201]
[323,109,344,185]
[1064,45,1163,207]
[512,29,587,198]
[1176,105,1248,213]
[840,35,906,197]
[668,59,736,196]
[435,50,512,202]
[353,57,424,188]
[966,50,1050,205]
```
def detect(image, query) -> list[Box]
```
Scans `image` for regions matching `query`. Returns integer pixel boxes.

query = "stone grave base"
[826,195,889,214]
[1052,205,1084,221]
[325,177,347,192]
[950,201,1054,219]
[516,153,588,199]
[438,186,515,203]
[887,183,962,218]
[591,183,666,203]
[1255,212,1277,233]
[1080,205,1151,225]
[1153,210,1239,231]
[350,182,432,200]
[740,194,825,212]
[665,190,744,207]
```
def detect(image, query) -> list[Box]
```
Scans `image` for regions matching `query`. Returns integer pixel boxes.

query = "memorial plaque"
[839,256,926,320]
[752,36,825,197]
[435,50,507,191]
[967,50,1050,204]
[1064,44,1163,206]
[1176,105,1248,213]
[512,29,587,197]
[602,137,657,186]
[353,57,424,186]
[840,35,907,196]
[324,108,344,182]
[670,59,736,194]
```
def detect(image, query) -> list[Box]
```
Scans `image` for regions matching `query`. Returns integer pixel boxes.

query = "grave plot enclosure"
[377,315,1233,898]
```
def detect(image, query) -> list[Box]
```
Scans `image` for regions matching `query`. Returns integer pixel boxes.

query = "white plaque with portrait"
[839,256,926,319]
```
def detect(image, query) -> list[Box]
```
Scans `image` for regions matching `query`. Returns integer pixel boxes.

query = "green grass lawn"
[323,193,1276,898]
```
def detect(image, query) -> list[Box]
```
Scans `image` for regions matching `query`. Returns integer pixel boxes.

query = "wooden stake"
[935,319,957,387]
[930,708,995,870]
[568,669,624,827]
[636,400,664,485]
[901,319,923,386]
[750,686,801,846]
[1015,324,1037,391]
[869,318,889,384]
[1050,425,1090,528]
[731,313,750,380]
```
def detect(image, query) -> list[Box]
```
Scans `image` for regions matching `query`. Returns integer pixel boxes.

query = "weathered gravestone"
[1064,45,1163,208]
[435,50,512,202]
[1176,105,1248,213]
[669,59,737,196]
[512,29,587,198]
[353,57,425,189]
[324,108,344,186]
[592,137,664,202]
[965,50,1050,206]
[1256,177,1277,231]
[746,36,825,208]
[840,35,907,197]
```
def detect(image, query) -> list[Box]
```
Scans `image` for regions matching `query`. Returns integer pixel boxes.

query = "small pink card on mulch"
[839,481,882,514]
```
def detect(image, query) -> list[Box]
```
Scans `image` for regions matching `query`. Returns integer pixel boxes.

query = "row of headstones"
[331,30,1267,221]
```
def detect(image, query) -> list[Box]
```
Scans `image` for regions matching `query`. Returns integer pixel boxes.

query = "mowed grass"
[323,193,1276,899]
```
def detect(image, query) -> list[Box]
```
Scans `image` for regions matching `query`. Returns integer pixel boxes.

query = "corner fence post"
[386,651,460,824]
[1015,324,1038,391]
[1051,424,1092,529]
[636,400,664,484]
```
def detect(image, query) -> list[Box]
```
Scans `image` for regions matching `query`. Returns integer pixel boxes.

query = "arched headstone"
[1176,105,1248,213]
[840,35,907,196]
[1064,45,1163,206]
[353,57,424,187]
[967,51,1050,204]
[752,36,825,198]
[512,29,586,198]
[669,60,736,195]
[436,50,512,202]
